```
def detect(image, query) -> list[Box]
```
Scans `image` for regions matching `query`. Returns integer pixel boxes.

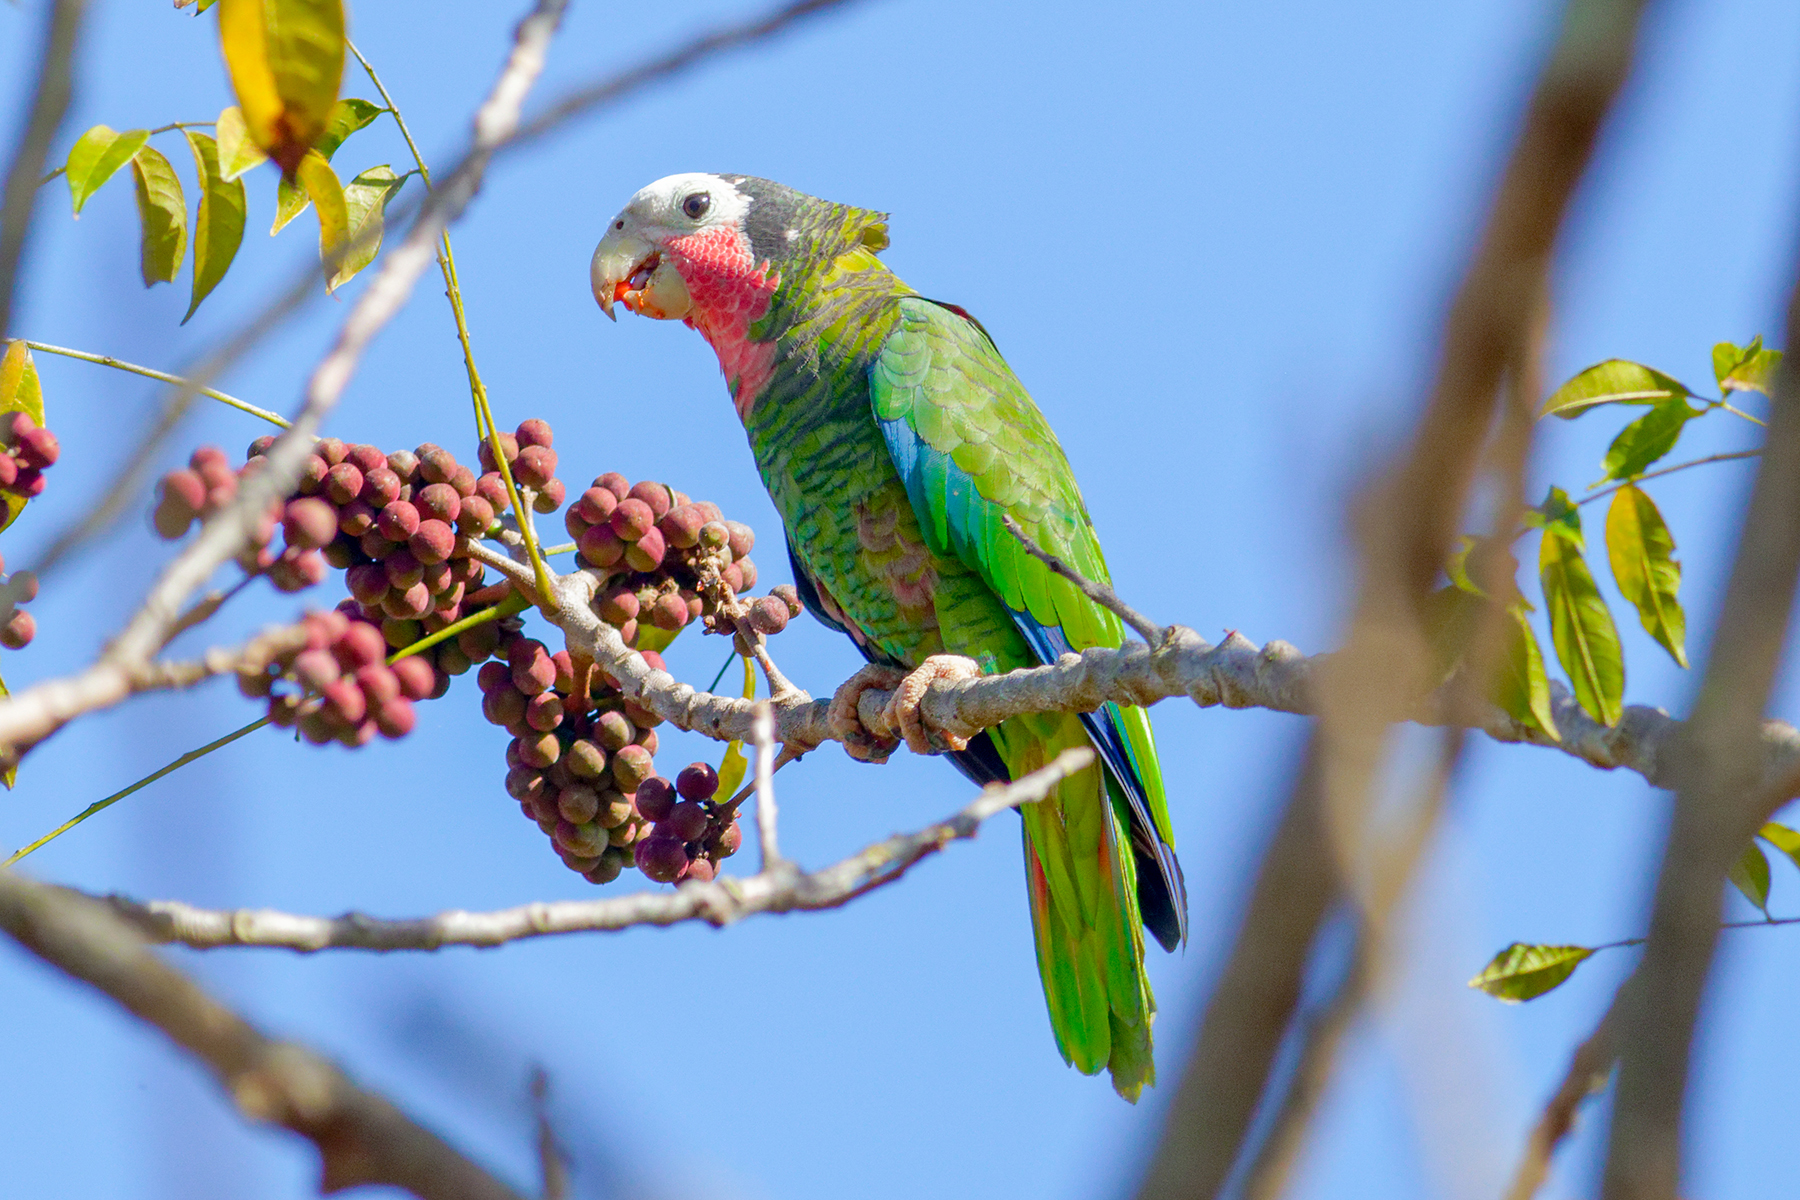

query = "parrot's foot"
[887,655,983,756]
[828,664,906,763]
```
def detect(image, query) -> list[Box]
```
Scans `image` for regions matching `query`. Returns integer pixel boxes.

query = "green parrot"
[591,174,1185,1099]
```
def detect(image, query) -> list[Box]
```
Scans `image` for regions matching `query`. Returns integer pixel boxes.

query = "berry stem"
[347,40,556,609]
[388,589,527,665]
[19,341,288,427]
[3,716,270,866]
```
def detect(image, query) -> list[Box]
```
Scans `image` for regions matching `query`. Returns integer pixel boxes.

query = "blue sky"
[2,1,1799,1198]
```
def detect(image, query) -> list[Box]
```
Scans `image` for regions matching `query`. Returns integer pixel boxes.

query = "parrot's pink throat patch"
[663,225,780,422]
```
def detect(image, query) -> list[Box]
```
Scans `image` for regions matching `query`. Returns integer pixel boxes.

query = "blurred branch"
[1507,976,1634,1200]
[505,0,866,152]
[88,749,1093,952]
[0,0,84,340]
[0,618,307,772]
[1602,209,1800,1200]
[1133,0,1655,1194]
[0,0,569,760]
[0,870,527,1200]
[528,1068,568,1200]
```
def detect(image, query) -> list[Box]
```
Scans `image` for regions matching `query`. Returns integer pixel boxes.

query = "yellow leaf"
[294,149,347,279]
[0,342,46,537]
[714,656,756,799]
[217,0,346,173]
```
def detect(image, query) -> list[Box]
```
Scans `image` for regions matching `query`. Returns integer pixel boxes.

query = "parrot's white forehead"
[617,172,750,229]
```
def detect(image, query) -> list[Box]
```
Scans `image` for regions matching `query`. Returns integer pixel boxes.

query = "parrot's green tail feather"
[1002,711,1156,1102]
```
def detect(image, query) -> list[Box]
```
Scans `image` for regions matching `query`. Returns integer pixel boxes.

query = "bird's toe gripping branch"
[828,664,907,763]
[886,655,983,757]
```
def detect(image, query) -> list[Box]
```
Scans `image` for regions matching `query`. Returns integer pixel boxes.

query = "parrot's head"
[590,173,889,330]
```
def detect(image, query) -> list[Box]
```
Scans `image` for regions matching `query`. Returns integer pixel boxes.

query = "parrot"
[590,174,1185,1100]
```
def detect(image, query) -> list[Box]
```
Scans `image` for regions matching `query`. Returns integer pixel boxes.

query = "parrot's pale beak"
[591,227,694,322]
[590,226,656,322]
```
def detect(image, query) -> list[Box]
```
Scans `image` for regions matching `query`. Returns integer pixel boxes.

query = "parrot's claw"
[828,664,906,764]
[886,655,982,756]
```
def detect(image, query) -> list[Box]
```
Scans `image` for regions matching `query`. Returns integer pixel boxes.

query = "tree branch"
[0,870,527,1200]
[0,0,85,340]
[85,749,1093,952]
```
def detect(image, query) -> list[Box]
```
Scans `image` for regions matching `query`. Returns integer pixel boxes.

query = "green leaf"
[1540,359,1691,420]
[1493,603,1558,740]
[215,105,269,181]
[1718,337,1783,397]
[130,145,187,286]
[315,97,383,159]
[1605,484,1686,668]
[1758,823,1800,873]
[0,341,46,537]
[181,131,247,323]
[1729,842,1772,916]
[65,125,151,216]
[328,165,404,290]
[1469,943,1593,1002]
[269,98,382,232]
[217,0,347,174]
[1595,397,1699,484]
[1539,491,1625,726]
[293,149,347,275]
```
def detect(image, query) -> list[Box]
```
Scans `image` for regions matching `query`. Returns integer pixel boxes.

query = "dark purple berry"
[676,762,719,801]
[635,774,676,823]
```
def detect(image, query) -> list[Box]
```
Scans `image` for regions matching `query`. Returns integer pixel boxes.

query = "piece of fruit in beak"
[619,255,691,321]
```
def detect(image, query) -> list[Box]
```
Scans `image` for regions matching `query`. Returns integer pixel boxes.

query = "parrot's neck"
[681,243,910,426]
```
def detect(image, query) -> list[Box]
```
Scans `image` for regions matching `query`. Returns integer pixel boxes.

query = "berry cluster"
[237,608,446,747]
[153,443,325,593]
[567,473,788,647]
[631,763,744,884]
[0,550,37,650]
[0,411,58,500]
[482,633,707,884]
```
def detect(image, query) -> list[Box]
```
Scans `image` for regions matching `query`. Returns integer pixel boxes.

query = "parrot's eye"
[613,219,624,230]
[681,192,711,220]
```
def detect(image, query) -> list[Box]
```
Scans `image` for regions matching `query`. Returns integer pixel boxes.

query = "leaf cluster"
[1433,339,1778,743]
[52,0,407,320]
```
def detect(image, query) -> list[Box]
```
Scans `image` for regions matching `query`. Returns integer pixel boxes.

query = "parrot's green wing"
[869,295,1185,1096]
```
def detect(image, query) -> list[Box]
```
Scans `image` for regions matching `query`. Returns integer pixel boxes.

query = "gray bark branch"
[0,870,527,1200]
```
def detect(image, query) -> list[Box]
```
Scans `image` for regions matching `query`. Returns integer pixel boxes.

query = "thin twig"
[752,700,780,869]
[20,340,288,426]
[1577,449,1760,508]
[1000,513,1164,644]
[92,749,1093,952]
[4,716,269,867]
[0,0,84,340]
[0,871,527,1200]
